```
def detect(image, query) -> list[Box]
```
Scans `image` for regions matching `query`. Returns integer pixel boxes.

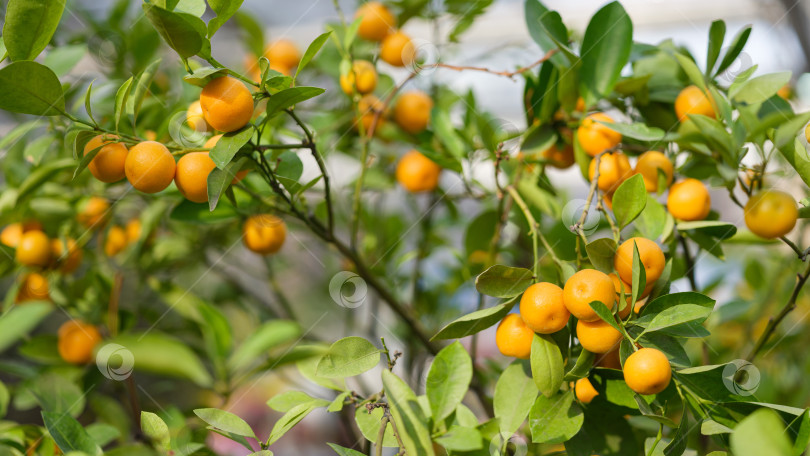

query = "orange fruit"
[104,226,128,257]
[16,272,50,303]
[78,197,110,229]
[744,189,798,239]
[205,135,249,183]
[125,141,176,194]
[623,347,671,395]
[675,85,715,121]
[200,76,254,132]
[15,231,51,267]
[495,313,534,359]
[125,219,142,244]
[175,152,216,203]
[576,113,621,157]
[634,151,673,192]
[380,30,415,67]
[244,53,262,82]
[609,273,632,319]
[355,1,396,41]
[562,269,616,322]
[614,237,665,288]
[588,152,632,193]
[667,178,711,221]
[574,378,599,403]
[1,223,23,248]
[357,94,385,133]
[264,39,300,75]
[144,130,158,141]
[542,144,575,169]
[186,100,210,133]
[243,214,287,255]
[577,318,622,353]
[85,135,128,183]
[340,60,378,95]
[778,84,791,100]
[519,282,570,334]
[58,320,102,365]
[596,347,622,369]
[393,91,433,134]
[51,239,82,273]
[396,150,441,193]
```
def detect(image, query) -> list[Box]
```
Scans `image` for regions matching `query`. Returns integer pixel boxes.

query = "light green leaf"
[0,301,52,352]
[210,126,253,168]
[141,412,171,449]
[494,362,538,435]
[431,300,516,340]
[730,408,793,456]
[475,265,534,298]
[207,0,245,37]
[530,334,564,398]
[381,370,435,456]
[3,0,65,61]
[294,31,332,83]
[106,333,213,386]
[426,341,473,421]
[316,337,381,378]
[612,174,647,228]
[265,87,325,118]
[0,61,65,116]
[42,411,103,456]
[579,1,633,105]
[194,408,256,438]
[114,76,134,133]
[528,391,584,443]
[143,3,208,59]
[730,72,791,105]
[228,320,300,372]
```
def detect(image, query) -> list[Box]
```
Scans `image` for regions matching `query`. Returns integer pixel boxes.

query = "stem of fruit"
[574,152,603,245]
[206,57,260,87]
[375,414,389,456]
[506,185,562,277]
[747,260,810,361]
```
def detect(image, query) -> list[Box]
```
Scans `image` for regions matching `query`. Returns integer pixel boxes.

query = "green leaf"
[31,373,85,418]
[207,0,245,37]
[664,405,689,455]
[43,44,87,77]
[0,301,51,352]
[381,370,436,456]
[114,76,134,133]
[598,121,678,142]
[235,11,264,57]
[84,81,97,126]
[266,402,324,446]
[17,158,74,204]
[267,391,328,412]
[194,408,256,438]
[674,53,706,90]
[431,300,516,340]
[210,126,253,168]
[701,419,733,435]
[730,408,793,456]
[677,220,737,239]
[327,443,365,456]
[638,304,713,335]
[730,72,791,105]
[355,406,397,447]
[265,87,325,118]
[131,59,162,123]
[475,265,534,298]
[426,341,473,421]
[432,107,466,158]
[208,157,248,211]
[2,0,65,61]
[564,349,596,380]
[789,409,810,456]
[434,426,483,451]
[631,241,647,305]
[523,1,576,67]
[529,391,584,443]
[588,300,623,333]
[494,362,539,435]
[183,67,229,87]
[294,31,332,83]
[0,61,65,116]
[275,150,304,193]
[530,334,564,398]
[639,292,716,319]
[316,337,381,378]
[579,1,633,105]
[612,174,647,228]
[0,381,8,418]
[228,320,300,372]
[141,412,171,450]
[715,26,752,76]
[775,115,810,188]
[42,411,103,456]
[706,20,726,75]
[143,3,208,59]
[23,135,53,165]
[171,199,238,224]
[585,238,617,273]
[107,333,213,386]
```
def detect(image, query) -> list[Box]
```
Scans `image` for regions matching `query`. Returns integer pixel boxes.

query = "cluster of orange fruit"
[495,236,671,397]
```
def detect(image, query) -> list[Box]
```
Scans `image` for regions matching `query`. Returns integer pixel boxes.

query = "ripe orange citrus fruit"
[357,94,385,133]
[614,237,665,287]
[243,214,287,254]
[634,151,673,192]
[15,230,51,267]
[588,151,632,193]
[86,135,128,183]
[126,219,142,243]
[78,197,110,229]
[667,178,711,221]
[396,150,441,193]
[577,318,623,353]
[393,91,433,134]
[542,144,575,169]
[596,347,622,369]
[52,238,82,273]
[574,377,599,403]
[264,39,300,75]
[16,272,50,303]
[1,223,23,248]
[563,269,616,322]
[125,141,177,194]
[576,113,621,157]
[495,313,534,359]
[380,30,415,67]
[104,226,128,257]
[744,189,798,239]
[186,100,210,133]
[340,60,378,95]
[675,85,715,121]
[200,76,254,132]
[58,320,102,365]
[355,1,396,41]
[175,152,216,203]
[519,282,570,334]
[623,347,671,395]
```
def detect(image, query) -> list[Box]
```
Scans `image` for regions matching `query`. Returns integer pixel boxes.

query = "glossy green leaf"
[294,31,332,83]
[0,61,65,116]
[531,334,564,398]
[3,0,65,61]
[208,157,248,211]
[475,265,534,298]
[715,26,752,76]
[210,125,253,169]
[431,300,516,340]
[612,174,647,228]
[207,0,245,37]
[426,341,473,421]
[529,391,584,443]
[143,4,208,59]
[579,2,633,105]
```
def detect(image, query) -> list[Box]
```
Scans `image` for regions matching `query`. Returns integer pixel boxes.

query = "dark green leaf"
[0,61,65,116]
[631,242,647,304]
[42,411,102,456]
[208,157,249,210]
[475,265,534,298]
[706,20,726,75]
[266,87,325,118]
[585,238,617,273]
[529,391,584,443]
[715,26,752,76]
[3,0,65,61]
[171,199,238,224]
[210,127,253,168]
[143,4,208,59]
[564,350,595,381]
[207,0,245,37]
[612,174,647,228]
[431,300,516,340]
[114,76,134,133]
[183,67,229,87]
[579,2,633,105]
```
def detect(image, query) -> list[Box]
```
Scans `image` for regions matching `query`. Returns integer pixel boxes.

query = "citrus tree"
[1,0,809,455]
